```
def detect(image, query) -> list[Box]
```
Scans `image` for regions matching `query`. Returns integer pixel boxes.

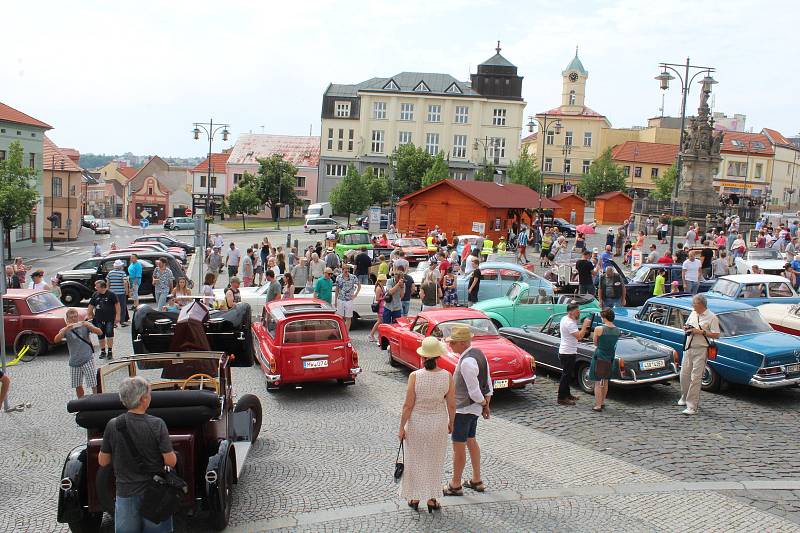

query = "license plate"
[787,363,800,374]
[303,359,329,369]
[493,379,509,389]
[639,359,666,371]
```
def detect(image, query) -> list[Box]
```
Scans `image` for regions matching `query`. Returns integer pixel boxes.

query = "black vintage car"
[134,234,196,255]
[500,310,679,394]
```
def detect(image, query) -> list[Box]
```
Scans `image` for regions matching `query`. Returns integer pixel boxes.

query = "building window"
[200,175,206,187]
[455,105,469,124]
[400,103,414,121]
[210,176,217,188]
[338,129,344,151]
[563,159,571,173]
[383,79,399,90]
[52,176,62,197]
[371,130,385,153]
[325,164,348,177]
[295,176,306,188]
[565,131,573,146]
[370,167,387,178]
[348,129,354,151]
[583,132,592,147]
[414,81,430,92]
[327,128,333,150]
[623,166,631,177]
[634,166,642,178]
[233,173,243,185]
[0,150,5,161]
[544,158,553,172]
[490,137,506,160]
[546,131,554,145]
[446,83,462,94]
[335,101,351,118]
[582,160,591,174]
[492,108,507,126]
[427,104,441,123]
[452,135,467,158]
[399,131,412,145]
[425,133,439,155]
[147,186,153,195]
[727,161,747,177]
[755,163,763,179]
[373,101,386,120]
[569,90,576,105]
[450,171,467,180]
[29,153,35,169]
[70,185,76,196]
[651,167,659,178]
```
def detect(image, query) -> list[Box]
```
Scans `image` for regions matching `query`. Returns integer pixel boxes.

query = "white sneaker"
[677,398,686,406]
[682,407,696,415]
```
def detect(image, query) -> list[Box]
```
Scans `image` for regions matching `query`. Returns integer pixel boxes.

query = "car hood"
[719,331,800,366]
[614,336,675,362]
[402,246,428,255]
[451,336,529,374]
[472,297,513,313]
[58,268,97,279]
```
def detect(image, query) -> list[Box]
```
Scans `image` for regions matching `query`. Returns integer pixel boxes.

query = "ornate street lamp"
[192,119,230,246]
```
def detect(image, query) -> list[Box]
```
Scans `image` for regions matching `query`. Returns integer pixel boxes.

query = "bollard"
[294,239,299,251]
[286,234,291,248]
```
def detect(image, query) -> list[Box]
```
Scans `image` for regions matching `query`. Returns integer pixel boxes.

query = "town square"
[2,2,800,532]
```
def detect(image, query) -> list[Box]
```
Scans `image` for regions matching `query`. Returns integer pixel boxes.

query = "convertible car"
[456,261,553,303]
[472,282,599,328]
[734,248,786,275]
[706,274,800,306]
[378,308,536,390]
[614,295,800,390]
[58,351,262,532]
[500,311,679,394]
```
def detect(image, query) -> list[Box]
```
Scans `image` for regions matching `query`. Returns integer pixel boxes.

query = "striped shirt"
[106,269,127,295]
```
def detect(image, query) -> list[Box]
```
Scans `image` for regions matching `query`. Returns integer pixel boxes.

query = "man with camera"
[678,294,720,415]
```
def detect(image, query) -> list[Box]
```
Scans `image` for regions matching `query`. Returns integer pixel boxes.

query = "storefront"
[127,176,169,225]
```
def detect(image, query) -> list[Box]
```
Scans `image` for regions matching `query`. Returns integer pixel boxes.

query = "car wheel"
[211,454,234,531]
[309,229,317,234]
[61,287,81,305]
[234,393,262,443]
[577,363,595,395]
[701,363,723,392]
[388,343,400,367]
[67,510,102,533]
[17,334,47,361]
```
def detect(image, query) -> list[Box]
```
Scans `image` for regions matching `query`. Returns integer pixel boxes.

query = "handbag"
[393,441,404,482]
[704,334,717,360]
[116,415,188,523]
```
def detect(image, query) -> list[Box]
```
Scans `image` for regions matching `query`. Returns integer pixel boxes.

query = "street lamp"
[192,119,230,245]
[527,114,562,215]
[473,137,500,181]
[655,58,715,251]
[561,144,573,190]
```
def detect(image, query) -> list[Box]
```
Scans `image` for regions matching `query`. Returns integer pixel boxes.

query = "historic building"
[611,141,679,195]
[318,44,526,201]
[90,161,129,218]
[715,131,774,201]
[761,128,800,210]
[124,156,191,224]
[190,151,229,215]
[42,136,82,241]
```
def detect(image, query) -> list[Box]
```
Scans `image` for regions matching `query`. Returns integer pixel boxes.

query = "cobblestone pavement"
[2,318,800,532]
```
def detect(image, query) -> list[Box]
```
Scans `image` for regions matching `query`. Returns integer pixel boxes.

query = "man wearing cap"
[443,324,492,497]
[314,267,334,304]
[334,264,361,330]
[106,260,131,326]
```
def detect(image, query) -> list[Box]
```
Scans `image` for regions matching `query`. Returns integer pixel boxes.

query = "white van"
[305,202,332,220]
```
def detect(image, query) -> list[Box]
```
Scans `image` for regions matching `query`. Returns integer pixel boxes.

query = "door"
[280,318,348,381]
[400,318,428,368]
[478,268,500,300]
[3,300,20,346]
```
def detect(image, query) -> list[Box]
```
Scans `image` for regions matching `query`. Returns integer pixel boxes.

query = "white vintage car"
[758,303,800,336]
[734,248,786,276]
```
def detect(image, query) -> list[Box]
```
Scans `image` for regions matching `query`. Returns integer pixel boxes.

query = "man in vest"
[443,324,492,496]
[496,236,506,254]
[480,236,493,262]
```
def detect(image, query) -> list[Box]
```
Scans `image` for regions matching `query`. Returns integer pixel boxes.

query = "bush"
[671,216,689,227]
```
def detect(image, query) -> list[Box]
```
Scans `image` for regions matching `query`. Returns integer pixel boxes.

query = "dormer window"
[383,79,399,90]
[569,90,576,105]
[445,82,462,94]
[413,81,430,92]
[335,101,351,118]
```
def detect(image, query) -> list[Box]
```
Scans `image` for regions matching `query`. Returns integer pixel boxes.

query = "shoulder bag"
[684,318,717,360]
[70,326,95,354]
[371,287,380,313]
[116,415,188,524]
[393,441,404,482]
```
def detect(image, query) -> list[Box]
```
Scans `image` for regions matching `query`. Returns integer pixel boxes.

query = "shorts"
[70,359,97,389]
[336,299,354,318]
[382,308,402,324]
[451,413,479,442]
[93,319,115,339]
[130,279,141,299]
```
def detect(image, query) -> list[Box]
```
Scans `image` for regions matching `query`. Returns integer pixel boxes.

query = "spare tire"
[234,394,262,443]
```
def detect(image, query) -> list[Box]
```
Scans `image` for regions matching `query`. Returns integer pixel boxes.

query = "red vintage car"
[3,289,88,358]
[378,308,536,390]
[252,298,361,391]
[392,238,430,265]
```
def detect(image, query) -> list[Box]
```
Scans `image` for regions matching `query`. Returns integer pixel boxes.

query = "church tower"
[561,47,588,111]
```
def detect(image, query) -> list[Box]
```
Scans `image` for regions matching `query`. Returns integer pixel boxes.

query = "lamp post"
[630,145,640,194]
[561,143,572,190]
[192,119,230,245]
[655,58,716,252]
[527,114,562,215]
[473,137,500,181]
[789,147,799,211]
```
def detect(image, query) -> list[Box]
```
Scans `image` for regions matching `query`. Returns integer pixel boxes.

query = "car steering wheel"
[180,373,219,393]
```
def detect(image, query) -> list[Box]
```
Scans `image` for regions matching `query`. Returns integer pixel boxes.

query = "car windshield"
[84,215,95,221]
[431,319,498,338]
[718,310,773,337]
[99,355,221,392]
[631,266,652,283]
[709,279,740,297]
[554,218,569,226]
[26,292,63,313]
[341,232,370,245]
[506,283,524,300]
[746,249,781,260]
[397,238,425,247]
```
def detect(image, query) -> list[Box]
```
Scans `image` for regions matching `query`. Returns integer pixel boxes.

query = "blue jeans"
[401,300,410,316]
[358,274,370,285]
[382,308,402,324]
[115,494,173,533]
[686,280,699,294]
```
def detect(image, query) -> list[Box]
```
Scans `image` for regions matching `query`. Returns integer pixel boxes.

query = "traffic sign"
[140,218,150,229]
[185,208,193,216]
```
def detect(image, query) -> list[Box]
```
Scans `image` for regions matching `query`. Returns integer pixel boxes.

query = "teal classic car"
[472,282,600,328]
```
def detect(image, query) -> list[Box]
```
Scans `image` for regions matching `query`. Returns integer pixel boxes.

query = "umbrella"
[576,224,596,235]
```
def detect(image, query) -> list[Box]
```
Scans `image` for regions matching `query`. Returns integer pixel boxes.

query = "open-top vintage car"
[252,298,361,391]
[58,351,262,532]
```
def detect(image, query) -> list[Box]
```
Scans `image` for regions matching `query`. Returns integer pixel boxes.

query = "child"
[164,296,180,312]
[653,269,666,296]
[670,280,680,294]
[54,308,103,398]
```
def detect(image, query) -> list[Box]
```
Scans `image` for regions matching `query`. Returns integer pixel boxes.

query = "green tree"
[577,148,626,201]
[506,147,542,191]
[0,141,39,260]
[224,182,262,230]
[650,164,677,201]
[474,163,497,182]
[250,154,300,221]
[388,143,434,197]
[421,152,450,187]
[363,168,390,205]
[329,165,370,223]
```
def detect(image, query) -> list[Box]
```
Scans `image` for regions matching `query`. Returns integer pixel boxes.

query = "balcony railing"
[634,198,759,222]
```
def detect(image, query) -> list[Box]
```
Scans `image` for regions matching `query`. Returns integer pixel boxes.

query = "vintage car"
[92,219,111,234]
[391,237,430,265]
[58,351,262,532]
[116,241,188,263]
[378,308,536,390]
[500,311,679,393]
[545,217,577,237]
[472,282,600,328]
[334,229,372,257]
[106,246,187,265]
[455,234,482,257]
[706,274,800,306]
[252,298,361,390]
[2,289,88,359]
[757,303,800,335]
[456,261,553,303]
[613,295,800,390]
[81,214,97,229]
[134,234,196,255]
[734,248,786,275]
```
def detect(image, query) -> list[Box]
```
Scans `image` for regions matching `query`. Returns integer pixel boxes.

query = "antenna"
[659,93,665,118]
[309,123,312,136]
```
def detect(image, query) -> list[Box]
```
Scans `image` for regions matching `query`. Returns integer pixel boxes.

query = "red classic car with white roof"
[392,237,430,265]
[3,289,87,358]
[377,308,536,390]
[252,298,361,391]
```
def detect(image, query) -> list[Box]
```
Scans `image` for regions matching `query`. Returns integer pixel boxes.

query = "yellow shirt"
[497,240,507,252]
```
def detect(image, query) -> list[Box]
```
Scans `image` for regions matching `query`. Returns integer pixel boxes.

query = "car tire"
[17,334,47,361]
[577,363,594,395]
[309,229,317,234]
[234,394,262,443]
[67,510,102,533]
[61,287,81,305]
[388,343,399,367]
[701,363,723,392]
[211,454,234,531]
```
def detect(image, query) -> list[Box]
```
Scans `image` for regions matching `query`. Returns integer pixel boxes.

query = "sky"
[2,0,797,157]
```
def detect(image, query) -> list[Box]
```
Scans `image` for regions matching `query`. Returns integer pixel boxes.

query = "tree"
[363,168,390,205]
[388,143,434,198]
[329,165,370,223]
[577,148,626,201]
[650,164,677,201]
[250,154,300,221]
[0,141,39,260]
[506,147,541,191]
[474,163,497,182]
[223,181,262,230]
[421,152,450,187]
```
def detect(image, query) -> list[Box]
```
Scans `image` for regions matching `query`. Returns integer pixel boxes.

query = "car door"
[632,302,672,341]
[527,320,563,370]
[768,281,797,304]
[400,318,427,368]
[515,288,553,326]
[662,306,691,352]
[3,299,20,346]
[478,268,500,300]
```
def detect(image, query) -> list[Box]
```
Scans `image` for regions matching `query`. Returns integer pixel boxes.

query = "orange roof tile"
[720,131,774,156]
[191,152,231,173]
[118,166,138,180]
[42,136,82,172]
[762,128,793,147]
[550,192,586,203]
[611,141,678,166]
[0,102,52,129]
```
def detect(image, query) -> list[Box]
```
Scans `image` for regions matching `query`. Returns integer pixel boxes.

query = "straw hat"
[416,336,447,358]
[445,324,473,343]
[377,273,387,282]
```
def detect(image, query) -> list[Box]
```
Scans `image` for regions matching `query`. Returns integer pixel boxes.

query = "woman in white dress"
[398,337,456,512]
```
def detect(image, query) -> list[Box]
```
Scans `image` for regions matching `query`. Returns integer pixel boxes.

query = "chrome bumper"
[265,374,281,383]
[350,367,363,375]
[510,375,536,385]
[749,375,800,389]
[610,372,678,386]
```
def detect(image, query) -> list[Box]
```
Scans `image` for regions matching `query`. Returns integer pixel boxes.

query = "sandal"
[442,482,463,496]
[592,406,603,412]
[464,479,486,492]
[427,499,441,513]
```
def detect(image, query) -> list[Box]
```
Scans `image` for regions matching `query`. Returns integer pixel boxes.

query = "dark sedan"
[547,217,577,237]
[500,311,679,394]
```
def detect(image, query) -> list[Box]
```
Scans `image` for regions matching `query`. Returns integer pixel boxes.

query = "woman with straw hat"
[368,273,387,343]
[398,336,455,513]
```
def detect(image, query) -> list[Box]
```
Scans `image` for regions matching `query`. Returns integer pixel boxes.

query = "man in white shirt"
[225,242,241,279]
[213,233,224,250]
[557,303,592,405]
[678,294,720,415]
[682,251,702,294]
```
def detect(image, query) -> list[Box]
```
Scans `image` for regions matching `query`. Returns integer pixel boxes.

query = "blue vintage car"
[456,262,553,303]
[705,274,800,307]
[612,295,800,391]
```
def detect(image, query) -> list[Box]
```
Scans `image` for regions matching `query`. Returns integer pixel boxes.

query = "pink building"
[226,134,319,216]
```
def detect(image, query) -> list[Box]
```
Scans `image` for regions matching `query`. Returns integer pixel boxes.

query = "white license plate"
[787,363,800,374]
[639,359,666,371]
[493,379,509,389]
[303,359,329,369]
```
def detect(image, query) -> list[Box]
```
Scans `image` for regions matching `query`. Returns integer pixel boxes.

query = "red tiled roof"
[611,141,678,166]
[42,136,82,172]
[227,134,320,167]
[521,132,537,144]
[191,152,231,173]
[762,128,793,147]
[595,191,632,201]
[118,166,138,180]
[538,106,606,119]
[720,131,774,156]
[400,179,559,209]
[0,102,51,129]
[550,192,586,203]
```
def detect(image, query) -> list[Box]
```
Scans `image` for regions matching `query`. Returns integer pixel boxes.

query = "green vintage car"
[335,229,373,258]
[472,282,600,328]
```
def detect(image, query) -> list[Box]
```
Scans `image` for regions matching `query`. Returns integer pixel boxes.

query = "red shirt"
[657,255,674,264]
[438,259,450,274]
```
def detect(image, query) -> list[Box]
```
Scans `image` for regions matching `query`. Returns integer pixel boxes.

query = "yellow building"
[716,131,774,203]
[610,141,678,193]
[43,136,83,241]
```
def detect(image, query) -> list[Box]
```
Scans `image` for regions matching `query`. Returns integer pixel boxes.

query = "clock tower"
[561,46,588,111]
